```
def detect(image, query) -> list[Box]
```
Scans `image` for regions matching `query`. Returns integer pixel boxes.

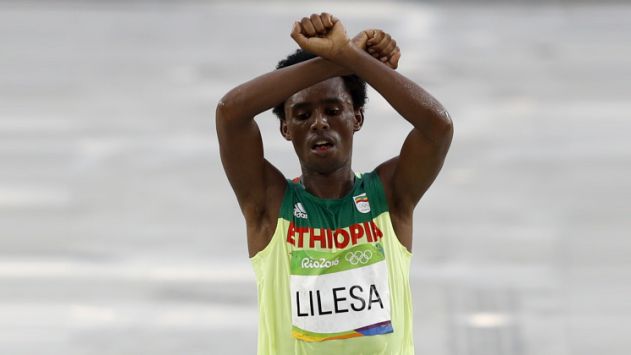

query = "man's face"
[281,77,363,174]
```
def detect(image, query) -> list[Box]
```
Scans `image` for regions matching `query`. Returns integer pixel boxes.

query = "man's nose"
[310,112,330,130]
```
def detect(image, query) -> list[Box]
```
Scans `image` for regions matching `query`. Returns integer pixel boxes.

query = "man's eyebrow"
[289,102,311,110]
[321,98,345,105]
[290,98,346,110]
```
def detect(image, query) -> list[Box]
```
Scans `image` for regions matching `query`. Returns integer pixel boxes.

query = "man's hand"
[290,13,350,61]
[353,29,401,70]
[291,13,401,70]
[366,29,401,70]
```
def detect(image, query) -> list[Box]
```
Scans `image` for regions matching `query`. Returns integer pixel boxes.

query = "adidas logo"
[293,202,308,219]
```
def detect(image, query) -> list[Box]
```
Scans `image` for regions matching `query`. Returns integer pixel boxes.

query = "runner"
[216,12,453,355]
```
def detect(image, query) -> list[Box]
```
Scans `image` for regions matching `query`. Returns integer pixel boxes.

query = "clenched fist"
[353,29,401,70]
[291,13,401,70]
[367,29,401,69]
[290,12,350,61]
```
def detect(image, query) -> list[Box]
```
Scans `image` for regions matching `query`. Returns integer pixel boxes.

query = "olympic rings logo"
[345,250,373,265]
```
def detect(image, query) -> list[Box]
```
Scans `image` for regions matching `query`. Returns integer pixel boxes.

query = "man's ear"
[280,119,292,141]
[353,108,365,132]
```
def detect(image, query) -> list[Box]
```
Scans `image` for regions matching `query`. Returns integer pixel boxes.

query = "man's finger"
[311,14,325,34]
[367,30,380,54]
[367,30,383,46]
[290,21,301,38]
[290,22,308,47]
[373,33,391,52]
[389,48,401,69]
[321,12,334,28]
[300,17,317,37]
[352,30,370,50]
[370,37,395,58]
[382,39,397,56]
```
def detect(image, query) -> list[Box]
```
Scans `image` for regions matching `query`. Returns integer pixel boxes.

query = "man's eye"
[295,112,310,120]
[326,108,341,115]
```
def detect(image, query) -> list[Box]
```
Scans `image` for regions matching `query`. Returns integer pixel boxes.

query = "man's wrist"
[335,43,365,70]
[313,56,351,77]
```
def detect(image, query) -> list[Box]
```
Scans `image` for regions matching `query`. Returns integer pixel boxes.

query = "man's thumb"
[353,30,369,50]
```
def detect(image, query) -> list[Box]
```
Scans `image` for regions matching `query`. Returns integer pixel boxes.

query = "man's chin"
[304,159,348,175]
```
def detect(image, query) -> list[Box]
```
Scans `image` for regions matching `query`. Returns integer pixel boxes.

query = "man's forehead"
[286,77,352,107]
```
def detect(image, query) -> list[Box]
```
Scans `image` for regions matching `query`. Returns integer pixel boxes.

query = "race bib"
[290,243,393,342]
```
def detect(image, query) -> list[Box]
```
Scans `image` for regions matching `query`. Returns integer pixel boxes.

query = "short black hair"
[271,49,367,120]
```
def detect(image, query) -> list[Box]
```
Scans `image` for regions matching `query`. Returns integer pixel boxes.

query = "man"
[216,12,453,355]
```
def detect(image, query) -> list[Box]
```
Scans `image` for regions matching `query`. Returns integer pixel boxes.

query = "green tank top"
[251,171,414,354]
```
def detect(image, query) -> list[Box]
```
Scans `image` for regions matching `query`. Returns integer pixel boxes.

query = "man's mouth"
[311,140,334,152]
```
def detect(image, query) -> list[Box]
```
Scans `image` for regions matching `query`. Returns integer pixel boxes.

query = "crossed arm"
[217,13,453,253]
[289,15,453,248]
[216,14,399,219]
[216,57,349,244]
[357,43,453,248]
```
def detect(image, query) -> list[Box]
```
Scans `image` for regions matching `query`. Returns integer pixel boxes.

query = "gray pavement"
[0,1,630,354]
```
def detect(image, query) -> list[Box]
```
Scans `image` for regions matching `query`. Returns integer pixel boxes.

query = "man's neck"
[300,166,355,199]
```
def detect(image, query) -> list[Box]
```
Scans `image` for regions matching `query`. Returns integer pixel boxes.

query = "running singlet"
[251,171,414,355]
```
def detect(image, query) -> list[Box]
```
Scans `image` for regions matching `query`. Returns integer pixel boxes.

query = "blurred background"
[1,0,629,354]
